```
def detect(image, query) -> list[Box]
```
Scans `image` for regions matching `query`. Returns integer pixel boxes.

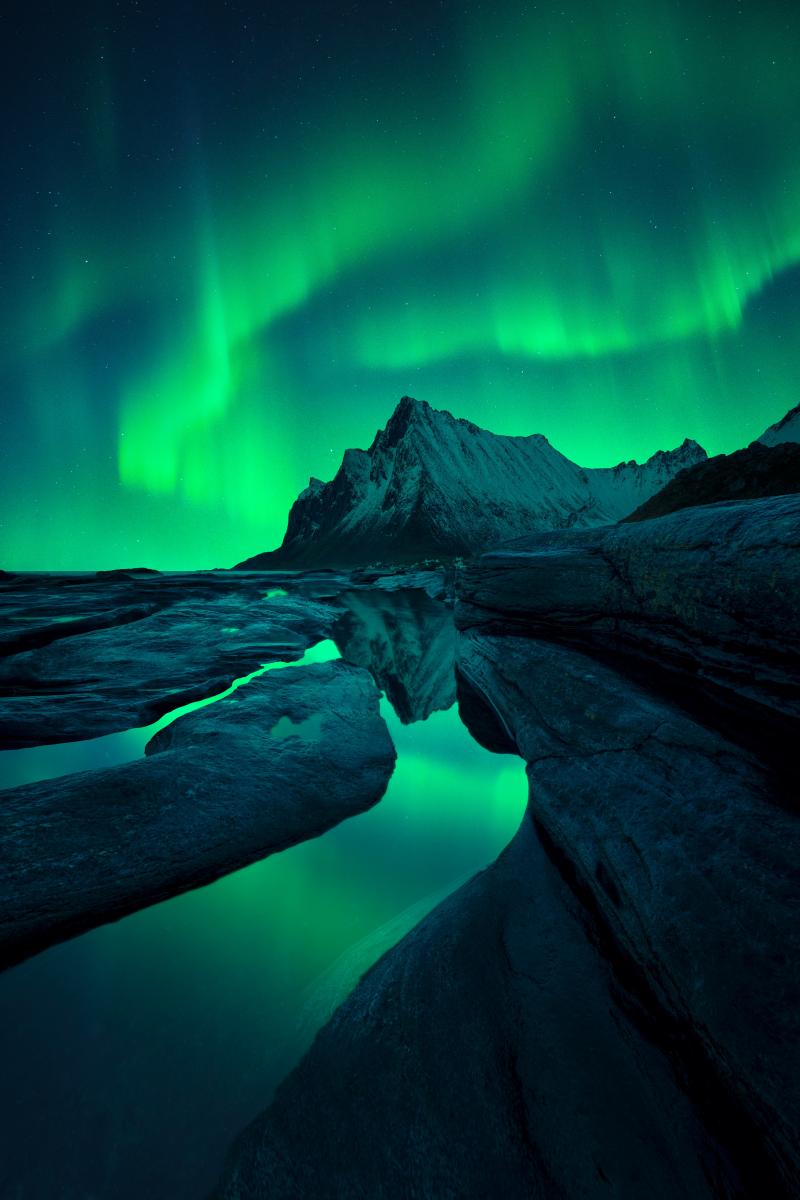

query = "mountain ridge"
[623,402,800,523]
[758,402,800,447]
[237,396,707,568]
[236,396,705,568]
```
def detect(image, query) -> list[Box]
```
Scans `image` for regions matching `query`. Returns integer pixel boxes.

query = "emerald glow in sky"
[1,0,799,568]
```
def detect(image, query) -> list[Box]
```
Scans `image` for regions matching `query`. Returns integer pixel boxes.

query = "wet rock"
[456,494,800,758]
[456,632,800,1194]
[348,566,451,602]
[215,815,744,1200]
[0,661,395,970]
[0,574,337,747]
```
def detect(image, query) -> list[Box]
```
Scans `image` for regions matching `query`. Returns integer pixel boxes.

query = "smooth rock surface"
[456,631,800,1194]
[0,572,336,747]
[0,661,396,970]
[215,816,741,1200]
[456,494,800,757]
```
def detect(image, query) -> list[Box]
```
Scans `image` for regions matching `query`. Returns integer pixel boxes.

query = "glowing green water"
[0,639,341,791]
[0,689,526,1199]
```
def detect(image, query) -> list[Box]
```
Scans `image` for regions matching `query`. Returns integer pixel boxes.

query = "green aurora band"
[2,0,799,568]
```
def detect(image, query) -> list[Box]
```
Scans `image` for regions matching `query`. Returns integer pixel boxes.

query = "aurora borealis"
[2,0,799,569]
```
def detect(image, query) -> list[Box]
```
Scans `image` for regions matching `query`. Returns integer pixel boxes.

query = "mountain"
[237,397,706,568]
[625,404,800,523]
[758,402,800,447]
[624,441,800,523]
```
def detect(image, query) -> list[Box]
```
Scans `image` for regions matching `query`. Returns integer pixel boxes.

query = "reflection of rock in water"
[217,495,800,1199]
[333,588,456,723]
[215,631,798,1200]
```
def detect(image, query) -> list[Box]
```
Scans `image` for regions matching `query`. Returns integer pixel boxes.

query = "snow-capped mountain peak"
[237,397,707,568]
[757,403,800,447]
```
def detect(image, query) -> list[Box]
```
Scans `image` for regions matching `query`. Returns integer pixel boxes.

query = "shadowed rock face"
[457,494,800,764]
[0,571,336,748]
[214,815,745,1200]
[455,633,799,1195]
[453,496,800,1187]
[213,493,799,1198]
[622,401,800,523]
[623,441,800,523]
[236,396,705,569]
[333,588,456,722]
[0,661,396,971]
[214,630,798,1199]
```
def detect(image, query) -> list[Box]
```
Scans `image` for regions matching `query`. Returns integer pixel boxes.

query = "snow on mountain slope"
[758,403,800,447]
[237,397,707,567]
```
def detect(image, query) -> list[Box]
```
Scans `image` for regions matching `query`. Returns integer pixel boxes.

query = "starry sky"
[2,0,799,569]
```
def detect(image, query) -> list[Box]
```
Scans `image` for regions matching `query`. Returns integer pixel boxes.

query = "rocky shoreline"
[1,486,798,1197]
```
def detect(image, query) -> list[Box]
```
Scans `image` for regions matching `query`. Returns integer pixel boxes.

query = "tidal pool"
[0,603,527,1199]
[0,638,341,790]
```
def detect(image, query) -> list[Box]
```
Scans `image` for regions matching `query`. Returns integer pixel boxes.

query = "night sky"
[2,0,799,569]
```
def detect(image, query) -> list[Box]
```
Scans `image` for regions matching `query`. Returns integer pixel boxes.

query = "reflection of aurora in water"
[0,637,527,1199]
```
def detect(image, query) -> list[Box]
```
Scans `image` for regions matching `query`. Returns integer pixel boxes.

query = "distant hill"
[625,406,800,523]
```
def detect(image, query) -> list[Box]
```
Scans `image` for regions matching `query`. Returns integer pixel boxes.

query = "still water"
[0,595,526,1199]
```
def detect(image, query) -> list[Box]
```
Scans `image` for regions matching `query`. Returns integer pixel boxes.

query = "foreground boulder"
[0,661,395,970]
[216,812,763,1200]
[215,624,798,1197]
[456,632,800,1194]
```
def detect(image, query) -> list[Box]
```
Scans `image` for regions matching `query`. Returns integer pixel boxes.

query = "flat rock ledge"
[0,661,395,970]
[0,571,337,747]
[456,494,800,763]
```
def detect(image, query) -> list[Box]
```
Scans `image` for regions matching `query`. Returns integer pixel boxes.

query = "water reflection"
[0,587,526,1200]
[334,587,456,722]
